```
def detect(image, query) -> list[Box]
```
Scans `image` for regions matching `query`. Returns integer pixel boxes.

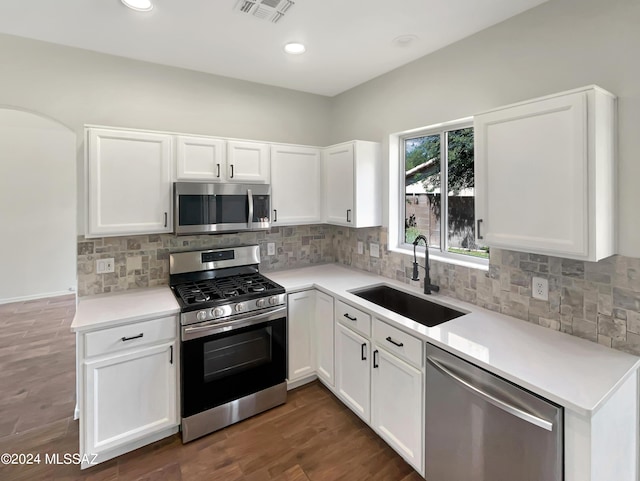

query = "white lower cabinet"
[371,346,423,473]
[289,291,424,475]
[84,342,177,455]
[335,322,371,422]
[78,315,179,468]
[287,290,316,384]
[314,290,335,386]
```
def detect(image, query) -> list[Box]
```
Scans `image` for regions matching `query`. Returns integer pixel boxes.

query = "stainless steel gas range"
[169,245,287,443]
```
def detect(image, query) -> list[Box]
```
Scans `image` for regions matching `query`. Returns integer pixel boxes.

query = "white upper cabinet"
[226,140,270,183]
[177,137,269,183]
[323,140,382,227]
[474,86,616,261]
[86,128,172,237]
[271,144,322,225]
[175,135,226,181]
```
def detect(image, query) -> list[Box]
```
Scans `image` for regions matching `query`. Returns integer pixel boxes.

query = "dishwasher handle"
[427,356,554,432]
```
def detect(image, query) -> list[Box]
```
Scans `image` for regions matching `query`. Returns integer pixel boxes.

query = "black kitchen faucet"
[411,234,439,295]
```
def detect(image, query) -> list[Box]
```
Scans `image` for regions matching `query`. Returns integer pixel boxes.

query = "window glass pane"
[405,134,441,248]
[446,128,488,259]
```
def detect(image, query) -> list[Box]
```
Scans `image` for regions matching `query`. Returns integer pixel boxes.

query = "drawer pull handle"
[361,343,367,361]
[373,349,379,368]
[170,345,173,364]
[386,336,404,347]
[344,313,357,321]
[121,333,143,342]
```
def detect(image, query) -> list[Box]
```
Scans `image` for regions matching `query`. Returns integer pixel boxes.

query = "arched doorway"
[0,108,76,302]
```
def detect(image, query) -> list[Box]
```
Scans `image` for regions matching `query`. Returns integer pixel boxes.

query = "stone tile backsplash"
[332,226,640,356]
[77,225,334,297]
[78,224,640,355]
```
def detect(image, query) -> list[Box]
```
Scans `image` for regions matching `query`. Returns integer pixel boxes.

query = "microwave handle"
[247,189,254,229]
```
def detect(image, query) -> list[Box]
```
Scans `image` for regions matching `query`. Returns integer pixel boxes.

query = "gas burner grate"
[173,273,282,306]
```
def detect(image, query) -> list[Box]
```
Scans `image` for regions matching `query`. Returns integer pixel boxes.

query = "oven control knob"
[211,307,224,318]
[235,303,245,313]
[196,310,207,321]
[269,296,278,306]
[256,298,266,308]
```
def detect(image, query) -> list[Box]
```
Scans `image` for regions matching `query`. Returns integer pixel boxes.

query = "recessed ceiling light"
[284,42,306,55]
[393,35,419,47]
[121,0,153,12]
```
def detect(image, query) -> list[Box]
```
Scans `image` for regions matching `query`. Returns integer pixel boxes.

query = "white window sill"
[389,245,489,272]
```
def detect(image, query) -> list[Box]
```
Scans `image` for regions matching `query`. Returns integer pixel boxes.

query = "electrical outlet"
[532,277,549,301]
[267,243,276,256]
[96,258,115,274]
[357,241,364,255]
[370,243,380,258]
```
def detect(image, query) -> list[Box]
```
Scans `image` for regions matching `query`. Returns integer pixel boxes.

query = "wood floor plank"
[0,295,424,481]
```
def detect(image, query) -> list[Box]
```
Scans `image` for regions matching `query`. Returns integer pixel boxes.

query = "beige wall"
[0,109,76,302]
[0,34,331,145]
[329,0,640,258]
[0,34,332,235]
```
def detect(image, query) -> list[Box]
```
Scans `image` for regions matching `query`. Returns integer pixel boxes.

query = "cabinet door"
[315,291,335,386]
[84,342,177,455]
[372,346,423,474]
[87,129,172,237]
[227,140,270,183]
[335,322,370,422]
[475,91,589,258]
[176,136,226,181]
[323,143,354,225]
[288,291,316,382]
[271,145,322,225]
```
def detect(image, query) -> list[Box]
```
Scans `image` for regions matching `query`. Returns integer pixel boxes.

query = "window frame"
[393,117,488,269]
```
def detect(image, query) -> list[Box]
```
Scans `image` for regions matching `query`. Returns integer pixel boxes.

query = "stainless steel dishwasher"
[425,343,563,481]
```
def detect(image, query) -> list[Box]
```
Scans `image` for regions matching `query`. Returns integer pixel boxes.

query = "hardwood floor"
[0,295,424,481]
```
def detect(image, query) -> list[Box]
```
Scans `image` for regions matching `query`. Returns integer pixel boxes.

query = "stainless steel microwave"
[174,182,271,235]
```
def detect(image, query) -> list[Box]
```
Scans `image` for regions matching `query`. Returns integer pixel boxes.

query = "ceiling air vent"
[234,0,295,23]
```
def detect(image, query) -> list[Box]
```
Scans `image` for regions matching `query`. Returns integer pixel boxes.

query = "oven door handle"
[182,305,286,341]
[247,189,254,230]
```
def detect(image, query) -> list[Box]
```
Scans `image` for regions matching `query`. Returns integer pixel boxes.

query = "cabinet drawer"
[85,316,176,358]
[373,318,423,368]
[336,300,371,337]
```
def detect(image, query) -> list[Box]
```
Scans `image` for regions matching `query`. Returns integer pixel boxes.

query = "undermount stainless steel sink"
[351,285,466,327]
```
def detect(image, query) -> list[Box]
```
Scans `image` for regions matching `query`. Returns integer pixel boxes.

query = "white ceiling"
[0,0,548,97]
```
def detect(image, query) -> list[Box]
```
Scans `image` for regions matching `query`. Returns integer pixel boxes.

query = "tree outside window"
[403,125,488,260]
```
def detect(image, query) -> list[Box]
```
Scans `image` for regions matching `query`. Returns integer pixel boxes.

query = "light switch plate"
[96,258,115,274]
[370,243,380,258]
[357,241,364,255]
[267,243,276,256]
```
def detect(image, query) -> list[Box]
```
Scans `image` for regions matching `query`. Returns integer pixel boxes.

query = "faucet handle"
[411,262,420,281]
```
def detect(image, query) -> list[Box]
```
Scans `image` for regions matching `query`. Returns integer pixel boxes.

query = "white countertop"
[71,286,180,332]
[266,264,640,416]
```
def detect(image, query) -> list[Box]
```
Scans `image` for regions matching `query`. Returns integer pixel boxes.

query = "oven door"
[181,306,286,419]
[174,182,271,235]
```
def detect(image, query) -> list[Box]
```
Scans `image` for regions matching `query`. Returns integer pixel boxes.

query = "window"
[402,120,488,262]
